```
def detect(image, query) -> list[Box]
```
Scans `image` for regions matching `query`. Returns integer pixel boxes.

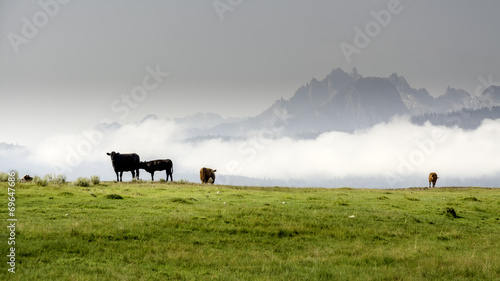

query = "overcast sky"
[1,0,500,146]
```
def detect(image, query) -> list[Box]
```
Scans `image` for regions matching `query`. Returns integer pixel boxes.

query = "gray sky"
[1,0,500,146]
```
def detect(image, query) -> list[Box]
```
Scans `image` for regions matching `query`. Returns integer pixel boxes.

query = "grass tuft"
[54,174,67,184]
[170,197,194,204]
[105,194,124,199]
[58,192,74,197]
[74,177,90,187]
[34,176,49,186]
[462,196,480,202]
[0,172,9,182]
[444,207,460,218]
[91,175,100,185]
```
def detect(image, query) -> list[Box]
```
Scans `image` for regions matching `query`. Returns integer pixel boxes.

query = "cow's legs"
[119,171,123,182]
[131,170,135,180]
[151,171,154,181]
[136,169,139,180]
[115,171,119,182]
[166,171,172,181]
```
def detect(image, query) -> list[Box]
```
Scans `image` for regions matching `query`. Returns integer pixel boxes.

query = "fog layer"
[3,117,500,188]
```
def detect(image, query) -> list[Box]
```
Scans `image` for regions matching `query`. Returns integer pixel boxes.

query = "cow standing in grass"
[21,175,33,182]
[106,151,140,182]
[200,167,216,184]
[139,159,173,181]
[428,172,439,188]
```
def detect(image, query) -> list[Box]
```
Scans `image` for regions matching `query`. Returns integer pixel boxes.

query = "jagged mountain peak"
[444,86,469,97]
[349,67,361,80]
[386,73,436,114]
[243,68,409,134]
[202,67,489,137]
[388,73,411,91]
[479,85,500,105]
[433,87,475,112]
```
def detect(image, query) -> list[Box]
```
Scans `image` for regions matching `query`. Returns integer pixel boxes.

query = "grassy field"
[1,181,499,280]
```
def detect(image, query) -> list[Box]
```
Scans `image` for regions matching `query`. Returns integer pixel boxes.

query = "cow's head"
[210,169,217,181]
[106,151,120,160]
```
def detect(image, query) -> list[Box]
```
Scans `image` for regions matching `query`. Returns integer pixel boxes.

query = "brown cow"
[428,172,439,188]
[200,167,216,184]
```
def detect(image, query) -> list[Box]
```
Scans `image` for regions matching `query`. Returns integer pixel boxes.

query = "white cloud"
[2,117,500,187]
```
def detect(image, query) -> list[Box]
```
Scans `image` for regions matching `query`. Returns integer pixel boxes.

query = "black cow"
[139,159,173,181]
[106,151,140,182]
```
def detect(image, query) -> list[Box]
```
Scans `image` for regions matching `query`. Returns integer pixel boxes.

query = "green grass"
[1,182,499,280]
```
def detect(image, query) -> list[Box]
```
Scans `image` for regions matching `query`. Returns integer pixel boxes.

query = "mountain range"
[90,67,500,138]
[188,68,500,137]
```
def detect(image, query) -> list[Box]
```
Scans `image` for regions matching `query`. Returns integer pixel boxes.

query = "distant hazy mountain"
[412,106,500,130]
[97,121,122,133]
[0,142,27,152]
[387,73,436,114]
[140,114,160,123]
[281,72,409,133]
[209,68,411,135]
[175,113,246,130]
[479,85,500,105]
[435,86,477,111]
[161,68,500,138]
[411,85,500,129]
[205,68,500,137]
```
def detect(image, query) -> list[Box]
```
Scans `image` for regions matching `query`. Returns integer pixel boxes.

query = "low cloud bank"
[2,117,500,188]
